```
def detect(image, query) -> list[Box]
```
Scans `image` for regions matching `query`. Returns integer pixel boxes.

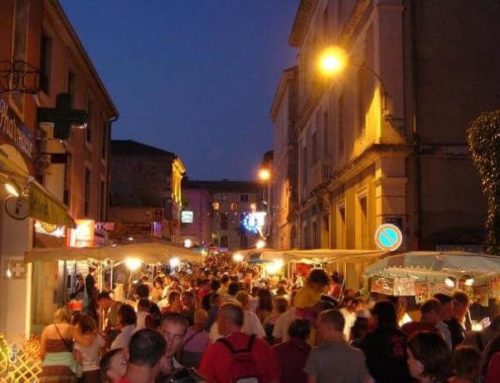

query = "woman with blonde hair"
[39,308,94,383]
[73,314,105,383]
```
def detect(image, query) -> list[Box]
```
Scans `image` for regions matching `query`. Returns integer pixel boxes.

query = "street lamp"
[258,168,271,182]
[318,47,347,76]
[256,239,266,249]
[318,46,390,117]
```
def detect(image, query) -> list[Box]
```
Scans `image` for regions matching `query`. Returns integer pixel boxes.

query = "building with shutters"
[0,0,117,339]
[270,0,500,256]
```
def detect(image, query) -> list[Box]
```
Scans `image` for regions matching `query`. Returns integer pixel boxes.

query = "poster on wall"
[415,281,429,304]
[371,277,394,296]
[394,278,416,296]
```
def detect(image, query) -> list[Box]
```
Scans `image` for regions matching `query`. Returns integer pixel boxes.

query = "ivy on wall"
[467,110,500,255]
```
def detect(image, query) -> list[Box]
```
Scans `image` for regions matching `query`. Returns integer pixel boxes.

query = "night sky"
[60,0,297,181]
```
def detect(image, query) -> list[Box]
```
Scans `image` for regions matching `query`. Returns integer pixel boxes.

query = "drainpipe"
[409,1,422,250]
[105,114,119,224]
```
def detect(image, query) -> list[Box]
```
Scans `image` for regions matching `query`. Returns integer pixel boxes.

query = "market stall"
[24,240,203,330]
[363,251,500,305]
[260,249,385,291]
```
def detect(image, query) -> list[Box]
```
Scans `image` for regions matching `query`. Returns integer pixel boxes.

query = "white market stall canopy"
[260,249,386,264]
[363,251,500,281]
[25,242,204,265]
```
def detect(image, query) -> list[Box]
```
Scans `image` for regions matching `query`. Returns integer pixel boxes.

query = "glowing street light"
[258,168,271,182]
[4,183,19,197]
[233,252,244,262]
[256,239,266,249]
[318,46,348,77]
[184,239,193,248]
[125,258,142,271]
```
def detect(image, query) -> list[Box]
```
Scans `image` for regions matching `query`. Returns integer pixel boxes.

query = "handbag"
[54,324,83,378]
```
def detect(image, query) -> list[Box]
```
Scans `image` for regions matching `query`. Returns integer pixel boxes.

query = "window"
[336,0,344,27]
[220,236,228,248]
[322,5,329,39]
[12,0,29,110]
[86,95,93,144]
[336,204,346,248]
[100,180,106,221]
[359,196,369,248]
[230,202,238,211]
[323,111,329,156]
[220,213,229,230]
[40,34,52,94]
[212,201,220,211]
[302,146,308,186]
[337,93,344,156]
[240,233,248,249]
[101,119,108,159]
[68,71,76,107]
[63,153,72,207]
[312,131,318,163]
[221,195,227,201]
[356,65,367,133]
[240,194,248,202]
[312,221,317,249]
[84,168,91,216]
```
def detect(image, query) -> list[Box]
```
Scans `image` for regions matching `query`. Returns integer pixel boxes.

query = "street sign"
[375,223,403,252]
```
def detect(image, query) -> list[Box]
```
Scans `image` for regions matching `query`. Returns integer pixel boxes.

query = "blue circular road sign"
[375,224,403,251]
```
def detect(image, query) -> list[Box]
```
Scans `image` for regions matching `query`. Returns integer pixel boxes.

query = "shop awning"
[0,150,75,228]
[260,249,386,263]
[25,242,204,265]
[363,251,500,281]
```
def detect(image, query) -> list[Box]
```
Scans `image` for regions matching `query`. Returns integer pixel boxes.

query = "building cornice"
[45,0,118,118]
[338,0,373,48]
[289,0,318,48]
[270,66,297,121]
[327,143,410,193]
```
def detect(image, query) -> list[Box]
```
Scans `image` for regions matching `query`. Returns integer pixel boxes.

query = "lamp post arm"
[358,63,388,115]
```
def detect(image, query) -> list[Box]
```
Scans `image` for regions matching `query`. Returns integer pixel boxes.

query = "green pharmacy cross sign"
[374,223,403,252]
[38,93,87,140]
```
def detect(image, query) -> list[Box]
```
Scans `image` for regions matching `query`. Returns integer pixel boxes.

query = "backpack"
[217,334,263,383]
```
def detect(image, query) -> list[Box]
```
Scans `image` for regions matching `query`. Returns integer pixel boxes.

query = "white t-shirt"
[111,325,136,350]
[339,307,356,341]
[74,334,105,371]
[209,310,265,342]
[272,307,296,343]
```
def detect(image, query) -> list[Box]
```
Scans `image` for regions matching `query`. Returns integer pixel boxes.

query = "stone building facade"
[270,67,299,250]
[270,0,499,252]
[109,140,185,243]
[182,180,263,250]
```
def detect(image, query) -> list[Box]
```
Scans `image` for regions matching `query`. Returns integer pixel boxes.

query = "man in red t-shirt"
[116,329,166,383]
[199,302,278,383]
[401,298,443,338]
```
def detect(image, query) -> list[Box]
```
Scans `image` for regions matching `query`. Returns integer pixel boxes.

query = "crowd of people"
[38,254,500,383]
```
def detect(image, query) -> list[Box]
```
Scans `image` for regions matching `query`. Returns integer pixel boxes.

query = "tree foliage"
[467,110,500,255]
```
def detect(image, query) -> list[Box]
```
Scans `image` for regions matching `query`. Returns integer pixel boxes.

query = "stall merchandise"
[363,251,500,303]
